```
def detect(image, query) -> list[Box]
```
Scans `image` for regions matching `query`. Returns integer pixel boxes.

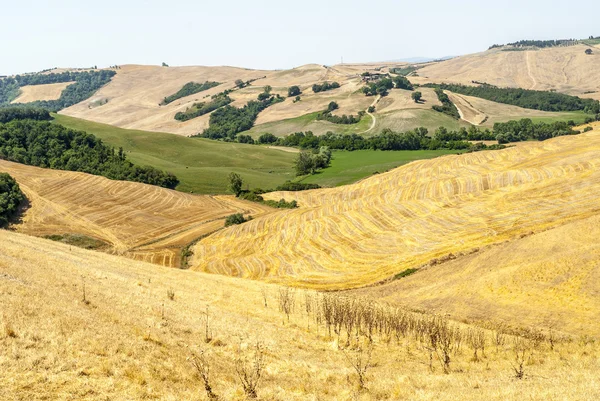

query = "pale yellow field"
[0,160,273,267]
[11,82,74,103]
[446,90,575,126]
[415,45,600,96]
[2,230,599,400]
[191,126,600,291]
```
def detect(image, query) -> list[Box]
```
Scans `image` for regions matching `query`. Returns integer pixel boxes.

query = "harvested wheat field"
[191,126,600,291]
[0,160,272,267]
[2,230,599,400]
[11,82,74,103]
[415,45,600,96]
[445,90,580,126]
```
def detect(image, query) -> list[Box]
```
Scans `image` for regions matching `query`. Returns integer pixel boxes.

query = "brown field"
[2,229,599,400]
[191,126,600,293]
[11,82,74,103]
[0,160,273,267]
[414,45,600,96]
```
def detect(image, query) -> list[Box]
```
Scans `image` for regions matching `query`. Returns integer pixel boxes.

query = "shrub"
[275,182,321,191]
[312,82,340,93]
[257,133,278,144]
[224,213,251,227]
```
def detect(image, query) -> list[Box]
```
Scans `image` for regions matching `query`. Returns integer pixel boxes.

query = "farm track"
[0,160,274,268]
[192,126,600,290]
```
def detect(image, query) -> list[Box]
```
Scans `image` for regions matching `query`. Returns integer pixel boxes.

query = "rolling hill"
[413,44,600,99]
[190,124,600,294]
[0,159,273,267]
[2,229,599,400]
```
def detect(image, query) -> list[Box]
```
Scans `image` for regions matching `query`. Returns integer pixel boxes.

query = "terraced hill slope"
[191,124,600,291]
[0,160,272,267]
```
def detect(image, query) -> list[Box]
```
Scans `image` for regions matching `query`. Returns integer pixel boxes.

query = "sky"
[2,0,599,75]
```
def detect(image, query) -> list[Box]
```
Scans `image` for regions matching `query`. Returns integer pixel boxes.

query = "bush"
[224,213,251,227]
[275,182,321,191]
[257,133,278,144]
[0,173,25,227]
[362,78,393,96]
[583,126,594,132]
[288,86,301,97]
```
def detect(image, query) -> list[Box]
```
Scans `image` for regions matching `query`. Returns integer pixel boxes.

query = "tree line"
[174,92,233,122]
[0,172,25,227]
[0,114,179,189]
[316,101,363,125]
[424,83,600,114]
[161,81,220,105]
[195,89,284,140]
[258,117,582,151]
[312,82,340,93]
[431,88,460,119]
[489,39,580,49]
[0,107,51,123]
[3,70,117,112]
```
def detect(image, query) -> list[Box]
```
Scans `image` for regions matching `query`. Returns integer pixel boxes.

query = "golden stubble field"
[0,159,273,267]
[1,230,599,400]
[10,82,75,104]
[190,125,600,333]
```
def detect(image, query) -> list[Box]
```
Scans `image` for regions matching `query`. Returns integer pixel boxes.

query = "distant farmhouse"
[361,72,390,82]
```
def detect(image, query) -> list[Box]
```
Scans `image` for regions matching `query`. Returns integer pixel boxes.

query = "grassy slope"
[372,109,470,134]
[53,114,296,194]
[299,149,458,187]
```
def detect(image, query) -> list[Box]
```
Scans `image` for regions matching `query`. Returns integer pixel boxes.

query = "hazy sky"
[2,0,599,75]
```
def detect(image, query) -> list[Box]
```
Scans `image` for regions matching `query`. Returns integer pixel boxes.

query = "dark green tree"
[288,86,301,97]
[412,91,422,103]
[228,172,243,196]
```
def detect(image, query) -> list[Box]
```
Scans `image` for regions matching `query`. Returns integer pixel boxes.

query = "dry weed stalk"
[235,342,266,399]
[511,337,533,379]
[278,287,295,323]
[343,343,373,391]
[190,350,219,400]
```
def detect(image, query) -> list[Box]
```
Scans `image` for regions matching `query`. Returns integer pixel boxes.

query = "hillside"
[53,114,297,194]
[414,44,600,99]
[2,229,599,400]
[0,159,273,267]
[45,49,596,138]
[191,125,600,292]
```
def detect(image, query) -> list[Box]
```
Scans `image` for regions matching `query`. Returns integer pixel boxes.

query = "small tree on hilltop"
[412,91,422,103]
[228,172,243,196]
[585,48,593,55]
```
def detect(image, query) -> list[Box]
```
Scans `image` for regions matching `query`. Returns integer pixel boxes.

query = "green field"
[53,114,296,194]
[489,111,589,126]
[297,149,459,187]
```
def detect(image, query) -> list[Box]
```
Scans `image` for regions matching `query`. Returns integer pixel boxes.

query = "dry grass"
[192,126,600,292]
[11,82,74,103]
[1,230,599,400]
[0,159,273,267]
